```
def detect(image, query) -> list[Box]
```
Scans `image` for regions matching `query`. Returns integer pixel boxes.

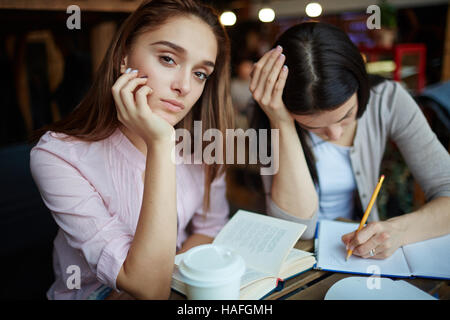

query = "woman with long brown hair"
[30,0,234,299]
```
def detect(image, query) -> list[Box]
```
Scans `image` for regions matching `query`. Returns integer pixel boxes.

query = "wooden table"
[170,238,450,300]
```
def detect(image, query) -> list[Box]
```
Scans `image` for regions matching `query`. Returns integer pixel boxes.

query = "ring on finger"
[369,248,376,257]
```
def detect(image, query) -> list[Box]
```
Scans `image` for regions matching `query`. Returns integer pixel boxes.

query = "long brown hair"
[31,0,234,213]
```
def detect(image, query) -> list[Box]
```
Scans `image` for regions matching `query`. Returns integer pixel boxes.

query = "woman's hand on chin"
[112,69,175,146]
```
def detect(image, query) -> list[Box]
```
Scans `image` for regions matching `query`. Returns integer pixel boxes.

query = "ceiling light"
[220,11,237,26]
[306,3,322,18]
[258,8,275,23]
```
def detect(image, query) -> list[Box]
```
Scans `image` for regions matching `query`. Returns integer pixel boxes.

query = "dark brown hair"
[32,0,234,213]
[251,22,372,186]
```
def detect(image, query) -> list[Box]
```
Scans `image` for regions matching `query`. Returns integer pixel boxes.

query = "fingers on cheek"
[137,88,152,108]
[137,85,151,96]
[132,80,148,95]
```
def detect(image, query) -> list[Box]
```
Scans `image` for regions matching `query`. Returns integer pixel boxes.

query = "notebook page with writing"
[213,210,306,276]
[316,220,411,277]
[402,233,450,280]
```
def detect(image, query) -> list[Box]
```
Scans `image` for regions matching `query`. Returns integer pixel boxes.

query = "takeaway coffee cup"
[178,244,246,300]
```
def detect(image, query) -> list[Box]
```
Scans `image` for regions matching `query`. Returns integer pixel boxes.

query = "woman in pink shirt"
[30,0,234,300]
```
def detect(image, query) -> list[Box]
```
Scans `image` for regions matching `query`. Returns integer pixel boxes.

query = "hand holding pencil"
[342,175,385,261]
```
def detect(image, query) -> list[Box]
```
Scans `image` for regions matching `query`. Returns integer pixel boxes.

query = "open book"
[315,220,450,280]
[171,210,316,300]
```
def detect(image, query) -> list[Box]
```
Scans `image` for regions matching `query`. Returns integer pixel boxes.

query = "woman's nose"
[171,69,191,96]
[325,125,343,141]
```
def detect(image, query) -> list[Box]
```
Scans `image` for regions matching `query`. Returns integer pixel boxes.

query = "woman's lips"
[160,99,185,112]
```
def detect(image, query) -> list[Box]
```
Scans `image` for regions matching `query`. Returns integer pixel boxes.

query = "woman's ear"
[120,55,129,73]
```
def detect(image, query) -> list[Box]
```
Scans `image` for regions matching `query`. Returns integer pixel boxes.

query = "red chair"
[393,44,427,93]
[359,43,427,94]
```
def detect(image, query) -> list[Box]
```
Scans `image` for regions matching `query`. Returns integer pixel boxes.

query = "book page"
[316,220,411,278]
[402,233,450,279]
[284,248,314,264]
[213,210,307,276]
[239,277,277,300]
[279,248,316,279]
[240,267,272,287]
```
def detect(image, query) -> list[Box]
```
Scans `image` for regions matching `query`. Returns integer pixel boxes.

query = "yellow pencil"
[346,175,385,261]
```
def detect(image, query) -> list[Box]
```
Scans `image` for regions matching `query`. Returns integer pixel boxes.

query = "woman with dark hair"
[30,0,234,299]
[250,22,450,260]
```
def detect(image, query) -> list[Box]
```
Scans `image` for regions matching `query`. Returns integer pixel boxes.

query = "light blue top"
[263,81,450,239]
[309,132,357,221]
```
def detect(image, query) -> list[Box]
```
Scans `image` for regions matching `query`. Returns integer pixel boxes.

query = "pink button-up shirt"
[30,129,229,299]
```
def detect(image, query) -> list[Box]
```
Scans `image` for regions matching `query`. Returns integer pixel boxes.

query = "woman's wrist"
[270,118,296,131]
[386,213,411,247]
[144,134,175,150]
[387,197,450,247]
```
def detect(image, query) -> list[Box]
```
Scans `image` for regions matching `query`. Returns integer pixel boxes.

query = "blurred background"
[0,0,449,299]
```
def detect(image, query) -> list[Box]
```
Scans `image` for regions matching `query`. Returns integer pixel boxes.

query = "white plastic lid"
[179,244,245,286]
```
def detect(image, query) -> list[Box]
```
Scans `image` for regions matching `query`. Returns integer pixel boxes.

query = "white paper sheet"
[403,233,450,279]
[316,220,411,277]
[325,276,437,300]
[213,210,306,275]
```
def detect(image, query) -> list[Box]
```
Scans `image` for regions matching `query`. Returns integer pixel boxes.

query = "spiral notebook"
[315,220,450,280]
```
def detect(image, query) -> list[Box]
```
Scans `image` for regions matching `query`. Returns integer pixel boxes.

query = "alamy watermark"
[172,121,279,175]
[366,5,382,30]
[65,4,384,30]
[66,5,81,30]
[66,265,81,290]
[366,265,382,289]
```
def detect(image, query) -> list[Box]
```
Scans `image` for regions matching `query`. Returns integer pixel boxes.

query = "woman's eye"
[195,72,209,81]
[160,56,175,65]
